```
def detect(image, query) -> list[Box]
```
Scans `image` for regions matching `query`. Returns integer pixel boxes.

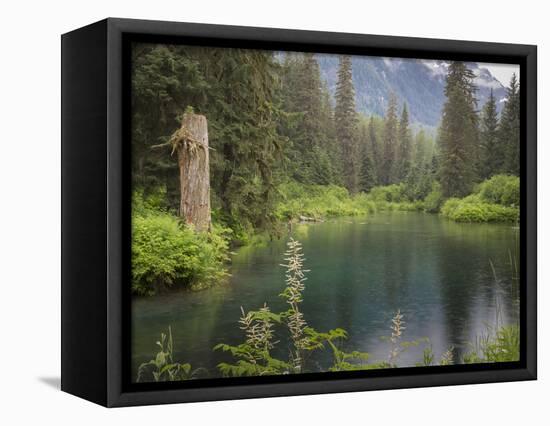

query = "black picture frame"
[61,17,537,407]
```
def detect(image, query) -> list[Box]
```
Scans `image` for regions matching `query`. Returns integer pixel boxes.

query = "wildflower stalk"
[440,347,454,366]
[388,309,405,366]
[280,238,309,372]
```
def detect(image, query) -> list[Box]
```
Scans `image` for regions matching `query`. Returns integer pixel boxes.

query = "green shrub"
[424,182,444,213]
[131,191,230,295]
[132,187,171,216]
[367,184,407,203]
[477,174,519,207]
[441,198,518,223]
[276,182,365,220]
[438,175,520,223]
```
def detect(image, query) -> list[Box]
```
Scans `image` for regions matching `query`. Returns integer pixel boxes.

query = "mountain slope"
[316,55,509,128]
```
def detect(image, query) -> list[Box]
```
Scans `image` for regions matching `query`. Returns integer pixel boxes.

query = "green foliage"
[276,181,375,220]
[304,327,379,372]
[132,192,230,295]
[358,121,377,192]
[361,184,424,212]
[397,103,413,181]
[479,90,503,179]
[438,62,479,198]
[463,325,520,363]
[214,304,291,377]
[440,175,519,222]
[132,44,285,237]
[335,55,359,193]
[137,326,198,382]
[499,74,520,176]
[423,182,444,213]
[440,197,518,223]
[367,183,407,203]
[420,345,435,366]
[381,94,399,185]
[280,53,340,187]
[477,174,519,206]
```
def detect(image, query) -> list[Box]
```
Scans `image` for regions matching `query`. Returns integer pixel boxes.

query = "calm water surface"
[132,212,519,378]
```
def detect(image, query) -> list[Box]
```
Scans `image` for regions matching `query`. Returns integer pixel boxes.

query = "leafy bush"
[439,175,520,223]
[132,192,230,296]
[363,184,424,212]
[276,182,369,220]
[440,198,518,223]
[367,184,407,203]
[477,174,519,207]
[423,182,444,213]
[275,181,425,221]
[132,187,171,216]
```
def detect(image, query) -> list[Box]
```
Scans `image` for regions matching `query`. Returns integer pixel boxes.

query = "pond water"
[132,212,519,379]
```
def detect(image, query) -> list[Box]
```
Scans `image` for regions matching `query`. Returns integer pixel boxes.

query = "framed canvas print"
[61,18,537,407]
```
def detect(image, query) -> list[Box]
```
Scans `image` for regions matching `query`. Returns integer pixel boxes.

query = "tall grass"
[136,326,205,382]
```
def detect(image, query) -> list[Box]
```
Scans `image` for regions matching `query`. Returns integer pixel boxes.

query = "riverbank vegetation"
[441,174,519,222]
[136,239,519,382]
[132,190,230,295]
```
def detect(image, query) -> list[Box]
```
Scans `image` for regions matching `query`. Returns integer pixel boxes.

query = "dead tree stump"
[172,113,211,232]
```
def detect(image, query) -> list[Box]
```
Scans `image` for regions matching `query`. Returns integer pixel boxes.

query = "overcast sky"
[480,63,520,87]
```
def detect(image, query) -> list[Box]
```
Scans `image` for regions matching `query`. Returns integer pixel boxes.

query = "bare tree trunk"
[175,113,211,232]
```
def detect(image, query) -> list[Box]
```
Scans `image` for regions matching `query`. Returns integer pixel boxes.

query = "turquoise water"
[132,212,519,379]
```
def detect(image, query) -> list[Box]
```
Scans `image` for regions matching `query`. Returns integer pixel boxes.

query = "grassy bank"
[275,181,423,221]
[440,175,519,223]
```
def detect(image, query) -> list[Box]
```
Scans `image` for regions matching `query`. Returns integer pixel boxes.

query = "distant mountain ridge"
[316,55,509,128]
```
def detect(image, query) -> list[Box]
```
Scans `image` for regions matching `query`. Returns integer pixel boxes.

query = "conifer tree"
[479,89,501,179]
[367,116,380,185]
[359,123,376,192]
[414,129,428,167]
[281,53,337,185]
[397,103,413,181]
[499,74,520,175]
[335,55,359,193]
[438,62,479,198]
[381,94,399,185]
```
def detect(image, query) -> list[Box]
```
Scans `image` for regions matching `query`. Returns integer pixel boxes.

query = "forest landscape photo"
[130,43,521,383]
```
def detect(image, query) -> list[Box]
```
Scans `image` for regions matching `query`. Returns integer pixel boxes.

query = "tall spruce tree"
[397,103,413,181]
[438,62,479,198]
[479,89,501,179]
[367,116,380,185]
[335,55,359,193]
[381,94,399,185]
[499,73,520,175]
[405,129,428,200]
[359,123,376,192]
[414,129,428,166]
